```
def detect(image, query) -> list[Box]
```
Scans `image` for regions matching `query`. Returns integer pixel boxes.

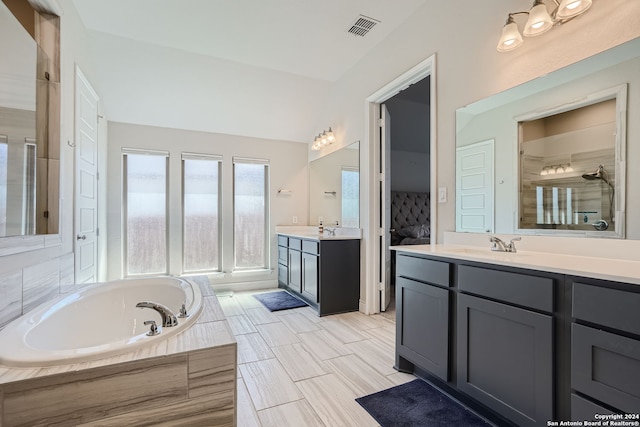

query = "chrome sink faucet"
[489,236,521,253]
[324,227,336,236]
[136,301,178,327]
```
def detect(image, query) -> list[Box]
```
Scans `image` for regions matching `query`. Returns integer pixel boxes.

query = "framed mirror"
[309,141,360,227]
[456,37,639,239]
[0,0,59,244]
[516,85,626,237]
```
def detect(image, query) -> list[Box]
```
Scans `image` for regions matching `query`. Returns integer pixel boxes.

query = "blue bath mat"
[253,291,308,311]
[356,379,491,426]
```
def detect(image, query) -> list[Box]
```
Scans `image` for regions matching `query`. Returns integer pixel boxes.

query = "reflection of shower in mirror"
[581,164,615,228]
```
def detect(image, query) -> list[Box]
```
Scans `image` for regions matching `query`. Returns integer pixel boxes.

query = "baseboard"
[209,279,278,293]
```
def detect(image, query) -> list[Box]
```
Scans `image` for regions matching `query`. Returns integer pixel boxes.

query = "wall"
[318,0,640,242]
[390,150,429,193]
[106,122,308,288]
[0,0,106,329]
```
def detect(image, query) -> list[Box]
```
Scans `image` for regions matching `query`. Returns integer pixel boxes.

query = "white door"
[456,140,494,233]
[75,67,99,284]
[380,104,392,311]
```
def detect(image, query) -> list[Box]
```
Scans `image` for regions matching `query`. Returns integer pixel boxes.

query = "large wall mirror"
[309,141,360,227]
[0,0,59,242]
[456,37,639,239]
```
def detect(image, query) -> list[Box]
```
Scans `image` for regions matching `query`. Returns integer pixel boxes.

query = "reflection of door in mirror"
[519,99,616,233]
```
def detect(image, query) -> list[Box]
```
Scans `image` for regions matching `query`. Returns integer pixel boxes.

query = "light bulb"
[497,16,523,52]
[556,0,592,19]
[524,1,553,37]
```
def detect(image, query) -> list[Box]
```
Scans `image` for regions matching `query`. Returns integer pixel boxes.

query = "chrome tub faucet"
[136,301,178,327]
[489,236,521,253]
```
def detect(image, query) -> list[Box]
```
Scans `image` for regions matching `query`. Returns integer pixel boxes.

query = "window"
[341,166,359,227]
[182,153,222,273]
[123,149,169,276]
[233,157,269,270]
[0,137,7,235]
[22,140,36,235]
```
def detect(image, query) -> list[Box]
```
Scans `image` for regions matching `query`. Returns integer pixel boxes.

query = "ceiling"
[71,0,428,82]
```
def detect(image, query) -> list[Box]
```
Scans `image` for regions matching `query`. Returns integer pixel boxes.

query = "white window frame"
[232,156,270,271]
[181,152,223,274]
[122,148,170,277]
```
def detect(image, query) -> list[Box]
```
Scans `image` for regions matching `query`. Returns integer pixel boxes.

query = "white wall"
[106,122,308,287]
[87,32,333,144]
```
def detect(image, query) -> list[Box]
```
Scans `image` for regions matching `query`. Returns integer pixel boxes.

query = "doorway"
[382,77,432,312]
[364,55,436,314]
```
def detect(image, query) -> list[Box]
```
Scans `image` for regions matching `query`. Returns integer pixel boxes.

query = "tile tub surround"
[0,252,75,329]
[0,277,237,427]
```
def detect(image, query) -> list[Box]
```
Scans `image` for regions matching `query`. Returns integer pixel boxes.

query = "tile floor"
[217,290,413,427]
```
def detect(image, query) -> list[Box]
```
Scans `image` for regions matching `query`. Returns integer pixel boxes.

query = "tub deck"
[0,276,237,426]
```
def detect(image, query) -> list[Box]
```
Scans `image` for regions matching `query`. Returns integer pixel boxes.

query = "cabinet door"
[302,253,318,302]
[572,323,640,413]
[288,249,301,292]
[457,293,553,427]
[396,277,449,381]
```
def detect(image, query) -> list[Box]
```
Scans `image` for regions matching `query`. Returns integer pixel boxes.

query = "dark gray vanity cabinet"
[301,241,318,302]
[278,235,360,316]
[571,281,640,416]
[457,265,554,427]
[395,254,450,381]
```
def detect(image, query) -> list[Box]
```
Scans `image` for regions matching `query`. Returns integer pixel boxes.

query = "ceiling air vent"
[347,15,380,37]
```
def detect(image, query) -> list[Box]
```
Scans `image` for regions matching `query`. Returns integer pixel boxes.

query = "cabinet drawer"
[572,323,640,413]
[289,238,302,250]
[571,393,615,421]
[396,254,450,287]
[458,265,553,313]
[572,282,640,336]
[302,240,318,255]
[278,246,288,265]
[277,235,288,247]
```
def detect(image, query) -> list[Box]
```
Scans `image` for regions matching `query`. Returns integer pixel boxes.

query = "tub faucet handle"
[136,301,178,327]
[178,303,189,318]
[144,320,159,336]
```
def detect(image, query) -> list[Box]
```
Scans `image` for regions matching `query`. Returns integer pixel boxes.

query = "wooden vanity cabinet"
[278,235,360,316]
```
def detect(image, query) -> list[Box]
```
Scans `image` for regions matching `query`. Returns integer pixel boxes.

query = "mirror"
[309,141,360,227]
[0,1,58,238]
[456,37,639,239]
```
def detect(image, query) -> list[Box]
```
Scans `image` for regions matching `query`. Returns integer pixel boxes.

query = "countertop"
[392,244,640,286]
[276,226,361,241]
[0,277,235,385]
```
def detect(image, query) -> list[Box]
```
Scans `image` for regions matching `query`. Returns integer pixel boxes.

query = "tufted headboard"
[390,191,430,245]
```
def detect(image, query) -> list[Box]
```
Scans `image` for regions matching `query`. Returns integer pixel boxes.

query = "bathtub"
[0,277,203,368]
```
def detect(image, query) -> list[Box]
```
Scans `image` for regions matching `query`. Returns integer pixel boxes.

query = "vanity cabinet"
[278,234,360,316]
[395,249,640,425]
[571,280,640,416]
[395,255,450,381]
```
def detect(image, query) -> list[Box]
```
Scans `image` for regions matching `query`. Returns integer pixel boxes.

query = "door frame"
[363,54,437,315]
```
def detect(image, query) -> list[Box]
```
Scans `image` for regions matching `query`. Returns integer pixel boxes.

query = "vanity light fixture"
[311,127,336,151]
[497,0,593,52]
[540,163,573,176]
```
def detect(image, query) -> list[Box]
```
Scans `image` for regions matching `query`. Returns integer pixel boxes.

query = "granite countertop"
[0,277,234,385]
[392,244,640,286]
